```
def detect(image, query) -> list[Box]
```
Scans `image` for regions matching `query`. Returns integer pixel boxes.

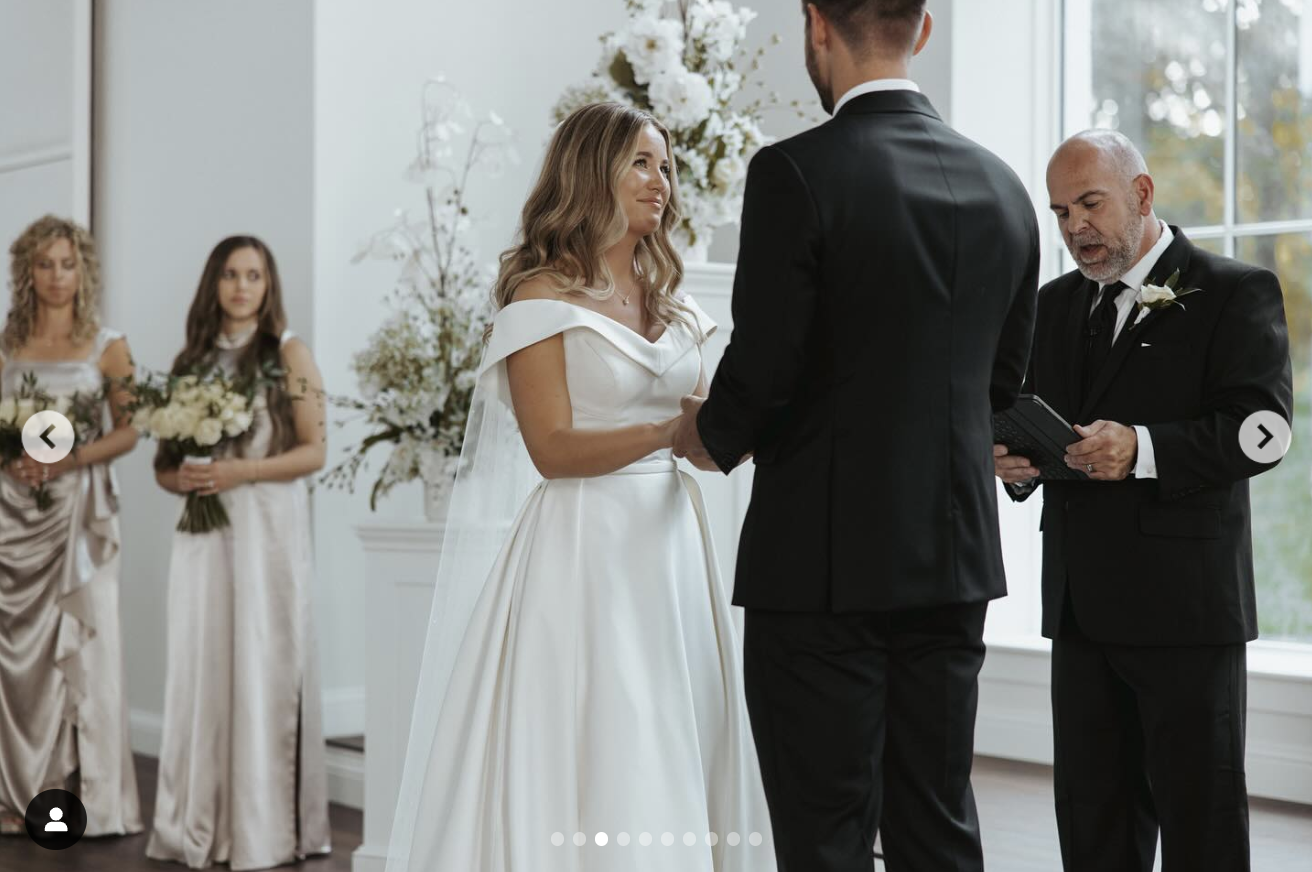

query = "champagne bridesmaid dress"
[146,328,330,871]
[0,326,143,836]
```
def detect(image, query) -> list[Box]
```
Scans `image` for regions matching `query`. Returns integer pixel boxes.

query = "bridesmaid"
[146,236,331,870]
[0,215,142,836]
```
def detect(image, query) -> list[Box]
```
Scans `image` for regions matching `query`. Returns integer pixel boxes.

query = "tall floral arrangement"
[555,0,777,257]
[323,78,516,510]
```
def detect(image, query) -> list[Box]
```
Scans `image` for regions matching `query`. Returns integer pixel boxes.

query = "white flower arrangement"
[555,0,785,256]
[323,78,514,511]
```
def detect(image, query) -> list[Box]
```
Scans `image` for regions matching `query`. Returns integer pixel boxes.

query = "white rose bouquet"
[128,364,274,533]
[555,0,784,257]
[0,372,103,510]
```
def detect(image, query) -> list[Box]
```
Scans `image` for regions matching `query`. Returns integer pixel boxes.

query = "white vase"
[421,455,460,523]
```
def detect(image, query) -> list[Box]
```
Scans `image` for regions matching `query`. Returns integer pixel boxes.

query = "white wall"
[0,0,90,314]
[94,0,316,732]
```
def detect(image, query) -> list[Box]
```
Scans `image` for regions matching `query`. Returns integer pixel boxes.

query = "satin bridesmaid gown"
[146,328,330,871]
[0,326,143,837]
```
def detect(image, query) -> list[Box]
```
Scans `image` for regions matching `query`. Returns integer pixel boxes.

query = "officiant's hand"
[1065,420,1137,481]
[993,445,1039,485]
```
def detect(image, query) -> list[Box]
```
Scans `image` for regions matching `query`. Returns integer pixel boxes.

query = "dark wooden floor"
[2,754,360,872]
[913,757,1312,872]
[6,754,1309,871]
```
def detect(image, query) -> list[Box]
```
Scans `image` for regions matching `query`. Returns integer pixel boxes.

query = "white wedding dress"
[396,296,776,871]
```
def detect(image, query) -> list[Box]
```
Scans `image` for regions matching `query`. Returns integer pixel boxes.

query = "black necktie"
[1082,281,1124,401]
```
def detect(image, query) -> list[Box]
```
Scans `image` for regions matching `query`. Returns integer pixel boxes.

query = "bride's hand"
[659,413,683,448]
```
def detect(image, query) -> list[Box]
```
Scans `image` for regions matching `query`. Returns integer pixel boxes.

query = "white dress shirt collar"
[832,78,920,116]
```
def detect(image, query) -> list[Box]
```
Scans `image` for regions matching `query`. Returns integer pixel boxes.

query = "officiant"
[994,130,1293,872]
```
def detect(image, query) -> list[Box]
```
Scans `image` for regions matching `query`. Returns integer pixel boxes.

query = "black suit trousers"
[1052,598,1250,872]
[743,602,988,872]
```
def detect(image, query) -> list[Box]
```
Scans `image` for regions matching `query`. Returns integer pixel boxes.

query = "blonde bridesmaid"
[0,215,142,837]
[147,235,331,870]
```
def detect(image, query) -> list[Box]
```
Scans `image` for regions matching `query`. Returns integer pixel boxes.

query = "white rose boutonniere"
[1131,269,1203,330]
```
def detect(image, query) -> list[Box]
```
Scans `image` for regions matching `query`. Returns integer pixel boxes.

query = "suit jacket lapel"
[1076,229,1195,421]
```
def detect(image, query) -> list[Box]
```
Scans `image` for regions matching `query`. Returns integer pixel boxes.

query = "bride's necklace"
[617,280,640,307]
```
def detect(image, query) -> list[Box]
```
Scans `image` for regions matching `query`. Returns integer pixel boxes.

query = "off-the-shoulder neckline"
[498,298,674,346]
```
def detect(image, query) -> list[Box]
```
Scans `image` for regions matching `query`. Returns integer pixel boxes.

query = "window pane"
[1066,0,1228,226]
[1237,0,1312,223]
[1236,233,1312,642]
[1192,234,1228,254]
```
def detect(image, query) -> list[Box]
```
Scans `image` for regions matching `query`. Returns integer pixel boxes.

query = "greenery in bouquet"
[127,361,282,533]
[322,78,513,511]
[0,372,104,510]
[555,0,783,253]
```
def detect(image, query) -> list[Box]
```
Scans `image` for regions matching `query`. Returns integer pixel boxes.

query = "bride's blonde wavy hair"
[491,102,693,337]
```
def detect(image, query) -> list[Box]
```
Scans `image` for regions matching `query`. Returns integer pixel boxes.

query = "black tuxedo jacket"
[1012,230,1293,645]
[697,90,1040,612]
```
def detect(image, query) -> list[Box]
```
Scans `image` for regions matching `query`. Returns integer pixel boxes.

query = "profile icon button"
[45,807,69,833]
[23,789,86,850]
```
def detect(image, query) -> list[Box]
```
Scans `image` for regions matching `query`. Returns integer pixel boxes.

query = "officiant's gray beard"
[1068,205,1145,283]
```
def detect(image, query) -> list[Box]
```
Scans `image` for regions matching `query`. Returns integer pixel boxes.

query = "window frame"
[1058,0,1312,663]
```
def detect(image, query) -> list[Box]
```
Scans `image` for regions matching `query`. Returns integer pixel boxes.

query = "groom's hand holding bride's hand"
[672,396,720,472]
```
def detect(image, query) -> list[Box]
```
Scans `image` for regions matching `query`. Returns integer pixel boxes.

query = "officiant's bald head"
[1047,130,1160,283]
[1051,130,1150,187]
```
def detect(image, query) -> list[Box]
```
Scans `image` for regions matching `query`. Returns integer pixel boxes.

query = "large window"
[1065,0,1312,644]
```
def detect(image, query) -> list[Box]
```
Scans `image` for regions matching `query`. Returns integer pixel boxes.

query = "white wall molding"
[325,745,365,811]
[322,685,366,740]
[977,642,1312,805]
[0,146,74,176]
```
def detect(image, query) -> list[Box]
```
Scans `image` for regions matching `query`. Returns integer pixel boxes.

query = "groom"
[674,2,1040,870]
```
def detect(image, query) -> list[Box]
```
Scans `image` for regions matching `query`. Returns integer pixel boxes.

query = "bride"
[384,102,775,872]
